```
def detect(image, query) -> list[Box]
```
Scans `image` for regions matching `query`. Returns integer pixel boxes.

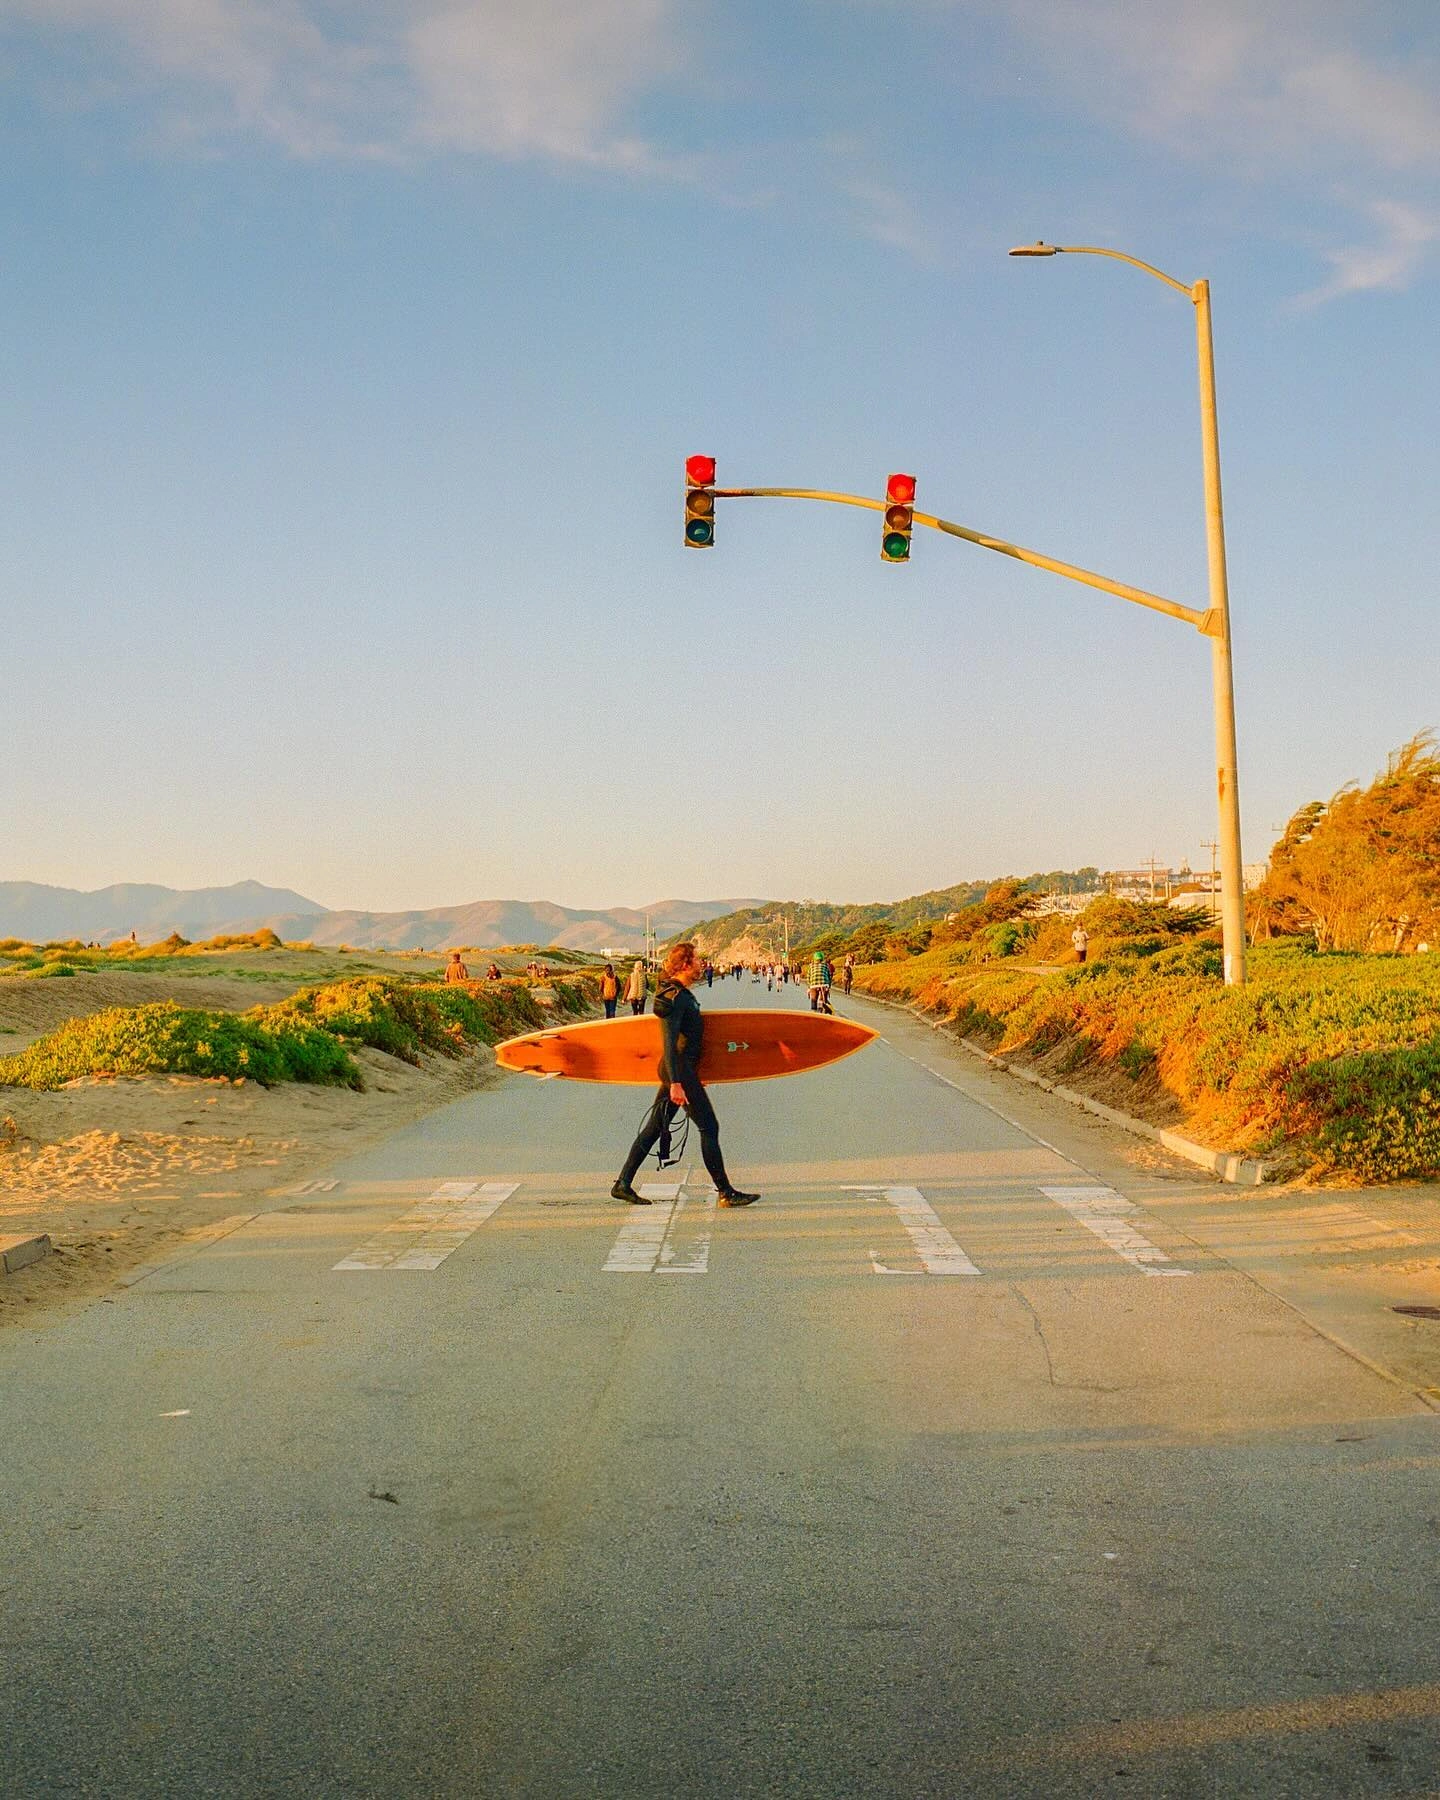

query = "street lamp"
[1009,240,1247,986]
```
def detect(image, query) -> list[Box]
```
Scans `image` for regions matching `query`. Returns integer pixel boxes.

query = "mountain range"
[0,881,764,953]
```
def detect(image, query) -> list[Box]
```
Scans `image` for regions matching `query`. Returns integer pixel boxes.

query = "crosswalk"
[845,1184,982,1276]
[328,1178,1194,1280]
[332,1180,520,1271]
[1039,1185,1192,1277]
[602,1184,716,1274]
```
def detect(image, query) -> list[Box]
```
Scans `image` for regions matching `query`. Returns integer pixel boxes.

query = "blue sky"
[2,1,1436,911]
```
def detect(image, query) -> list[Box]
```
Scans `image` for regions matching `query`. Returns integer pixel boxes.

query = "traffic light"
[685,454,716,548]
[882,472,915,561]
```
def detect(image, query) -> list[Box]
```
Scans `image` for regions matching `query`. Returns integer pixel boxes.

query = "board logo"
[726,1040,749,1054]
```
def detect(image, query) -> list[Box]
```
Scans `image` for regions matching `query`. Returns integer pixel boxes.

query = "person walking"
[444,950,470,984]
[1072,924,1089,965]
[612,942,759,1208]
[599,962,621,1019]
[625,957,648,1016]
[842,954,854,997]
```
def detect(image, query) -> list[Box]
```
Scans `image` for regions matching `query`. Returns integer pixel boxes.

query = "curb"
[856,993,1269,1186]
[0,1233,53,1275]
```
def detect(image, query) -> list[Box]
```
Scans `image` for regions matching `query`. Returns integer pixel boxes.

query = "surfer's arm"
[659,991,702,1089]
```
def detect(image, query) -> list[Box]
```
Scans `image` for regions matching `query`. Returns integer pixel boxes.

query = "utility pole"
[1141,856,1166,901]
[1201,840,1220,920]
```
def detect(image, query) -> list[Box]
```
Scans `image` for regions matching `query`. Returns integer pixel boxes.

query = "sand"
[0,958,546,1326]
[0,1045,500,1326]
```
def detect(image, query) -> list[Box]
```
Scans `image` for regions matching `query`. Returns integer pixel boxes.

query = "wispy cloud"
[968,0,1440,173]
[946,0,1440,299]
[0,0,683,168]
[1294,199,1440,306]
[840,177,942,263]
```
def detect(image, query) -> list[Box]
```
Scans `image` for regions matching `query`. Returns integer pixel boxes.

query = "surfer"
[611,941,760,1209]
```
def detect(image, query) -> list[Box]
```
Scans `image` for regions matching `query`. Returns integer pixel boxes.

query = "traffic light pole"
[707,486,1218,637]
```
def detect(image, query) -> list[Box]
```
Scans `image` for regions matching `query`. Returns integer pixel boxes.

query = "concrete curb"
[856,992,1270,1186]
[0,1232,53,1274]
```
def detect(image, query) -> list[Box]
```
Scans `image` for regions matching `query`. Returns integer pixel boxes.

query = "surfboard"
[494,1009,877,1085]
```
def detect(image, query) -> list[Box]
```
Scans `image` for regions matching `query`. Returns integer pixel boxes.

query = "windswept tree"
[1258,733,1440,952]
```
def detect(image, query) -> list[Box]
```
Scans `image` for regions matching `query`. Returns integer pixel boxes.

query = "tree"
[1258,733,1440,951]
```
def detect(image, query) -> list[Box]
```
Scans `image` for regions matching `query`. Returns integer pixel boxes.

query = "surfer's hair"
[662,942,700,977]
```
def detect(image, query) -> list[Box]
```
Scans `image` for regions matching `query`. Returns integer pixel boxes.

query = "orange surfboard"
[495,1009,877,1085]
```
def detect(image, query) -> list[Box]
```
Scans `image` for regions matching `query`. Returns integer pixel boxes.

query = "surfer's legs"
[680,1081,733,1194]
[617,1085,677,1188]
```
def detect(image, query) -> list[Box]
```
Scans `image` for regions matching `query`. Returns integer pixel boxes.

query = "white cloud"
[943,0,1440,298]
[841,177,940,262]
[0,0,682,167]
[1294,199,1440,306]
[968,0,1440,173]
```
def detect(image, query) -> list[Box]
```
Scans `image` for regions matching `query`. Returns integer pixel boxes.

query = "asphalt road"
[4,982,1439,1798]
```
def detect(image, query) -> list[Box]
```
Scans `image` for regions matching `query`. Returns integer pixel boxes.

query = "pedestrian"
[842,954,854,996]
[444,949,470,984]
[599,962,621,1019]
[486,962,501,981]
[819,955,834,1013]
[612,942,759,1209]
[625,957,648,1016]
[1072,924,1089,965]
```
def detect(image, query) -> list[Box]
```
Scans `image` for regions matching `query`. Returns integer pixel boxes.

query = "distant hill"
[0,881,765,953]
[254,896,768,953]
[686,884,993,961]
[0,880,325,944]
[687,870,1102,961]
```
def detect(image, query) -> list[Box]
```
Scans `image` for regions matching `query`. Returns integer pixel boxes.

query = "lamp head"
[1008,241,1059,257]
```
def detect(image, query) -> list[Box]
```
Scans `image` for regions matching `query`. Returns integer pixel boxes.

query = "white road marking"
[844,1185,981,1276]
[1040,1185,1191,1277]
[333,1180,519,1271]
[657,1190,716,1275]
[603,1184,680,1272]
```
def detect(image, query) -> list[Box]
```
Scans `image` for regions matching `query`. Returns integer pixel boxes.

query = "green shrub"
[261,978,438,1064]
[0,1002,359,1091]
[1287,1042,1440,1183]
[411,980,547,1044]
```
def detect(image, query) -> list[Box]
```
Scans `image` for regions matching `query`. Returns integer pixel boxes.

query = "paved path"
[4,984,1439,1797]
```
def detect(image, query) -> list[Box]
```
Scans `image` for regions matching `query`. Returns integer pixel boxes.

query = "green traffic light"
[882,533,910,560]
[686,519,714,546]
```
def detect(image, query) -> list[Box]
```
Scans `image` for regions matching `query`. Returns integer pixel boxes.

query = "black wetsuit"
[617,977,733,1193]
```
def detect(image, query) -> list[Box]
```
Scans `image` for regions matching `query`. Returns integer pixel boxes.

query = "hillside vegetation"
[848,736,1440,1184]
[689,870,1100,963]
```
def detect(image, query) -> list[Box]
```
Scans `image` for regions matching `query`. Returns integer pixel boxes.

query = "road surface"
[4,983,1439,1797]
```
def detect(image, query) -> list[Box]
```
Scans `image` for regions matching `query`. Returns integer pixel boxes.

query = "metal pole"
[1193,279,1247,985]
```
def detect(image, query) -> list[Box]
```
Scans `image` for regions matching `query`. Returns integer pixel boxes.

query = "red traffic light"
[686,454,716,486]
[886,472,916,506]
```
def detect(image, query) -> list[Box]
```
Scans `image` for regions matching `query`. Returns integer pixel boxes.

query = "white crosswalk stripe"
[656,1189,716,1274]
[1040,1185,1191,1276]
[603,1184,681,1272]
[333,1180,519,1271]
[845,1185,982,1275]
